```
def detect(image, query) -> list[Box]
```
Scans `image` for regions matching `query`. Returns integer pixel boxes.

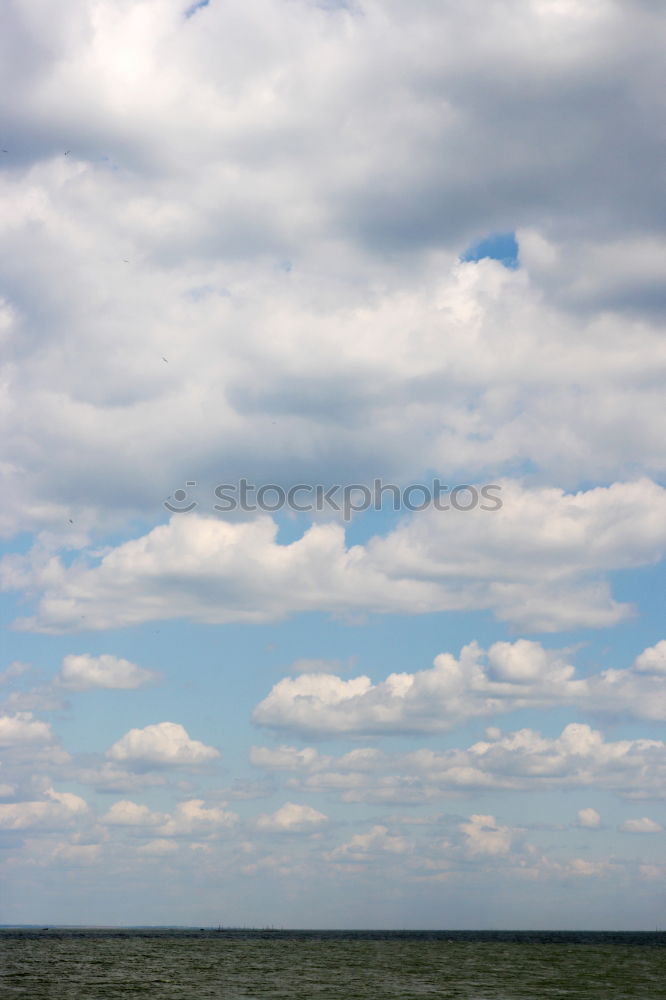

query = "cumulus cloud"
[576,808,601,829]
[72,798,238,847]
[329,824,411,861]
[47,788,88,814]
[101,800,166,827]
[253,639,666,737]
[0,787,88,831]
[0,712,54,747]
[106,722,220,768]
[263,724,666,803]
[157,799,238,836]
[459,815,513,857]
[619,817,662,834]
[57,653,159,691]
[633,641,666,675]
[6,480,666,634]
[255,802,328,832]
[0,0,666,548]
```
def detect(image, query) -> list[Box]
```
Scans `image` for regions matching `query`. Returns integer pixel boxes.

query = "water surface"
[1,929,664,998]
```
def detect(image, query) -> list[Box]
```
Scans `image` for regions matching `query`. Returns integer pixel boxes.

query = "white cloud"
[619,817,662,834]
[106,722,220,768]
[255,801,328,832]
[7,480,666,634]
[633,641,666,675]
[0,787,88,831]
[101,800,166,827]
[459,814,513,857]
[51,842,101,866]
[0,712,53,747]
[330,825,411,860]
[565,858,615,879]
[0,0,664,555]
[157,799,238,836]
[253,639,666,737]
[57,653,159,690]
[576,808,601,829]
[273,724,666,803]
[46,788,88,815]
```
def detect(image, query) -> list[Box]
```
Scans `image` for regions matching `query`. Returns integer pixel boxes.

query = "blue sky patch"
[184,0,210,18]
[461,231,520,269]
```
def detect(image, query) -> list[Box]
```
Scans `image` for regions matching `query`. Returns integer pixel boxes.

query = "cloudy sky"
[1,0,665,929]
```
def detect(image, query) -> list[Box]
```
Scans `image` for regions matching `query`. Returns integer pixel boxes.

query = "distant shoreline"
[2,926,664,937]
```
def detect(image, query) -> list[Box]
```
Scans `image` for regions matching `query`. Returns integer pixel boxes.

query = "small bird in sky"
[68,519,73,524]
[162,357,168,363]
[64,150,71,156]
[1,149,8,154]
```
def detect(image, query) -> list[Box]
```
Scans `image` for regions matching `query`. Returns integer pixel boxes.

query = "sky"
[1,0,665,930]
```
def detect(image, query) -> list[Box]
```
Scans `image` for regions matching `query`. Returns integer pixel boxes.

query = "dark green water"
[1,930,664,999]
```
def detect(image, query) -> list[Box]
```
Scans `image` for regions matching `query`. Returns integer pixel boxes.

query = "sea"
[0,929,664,999]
